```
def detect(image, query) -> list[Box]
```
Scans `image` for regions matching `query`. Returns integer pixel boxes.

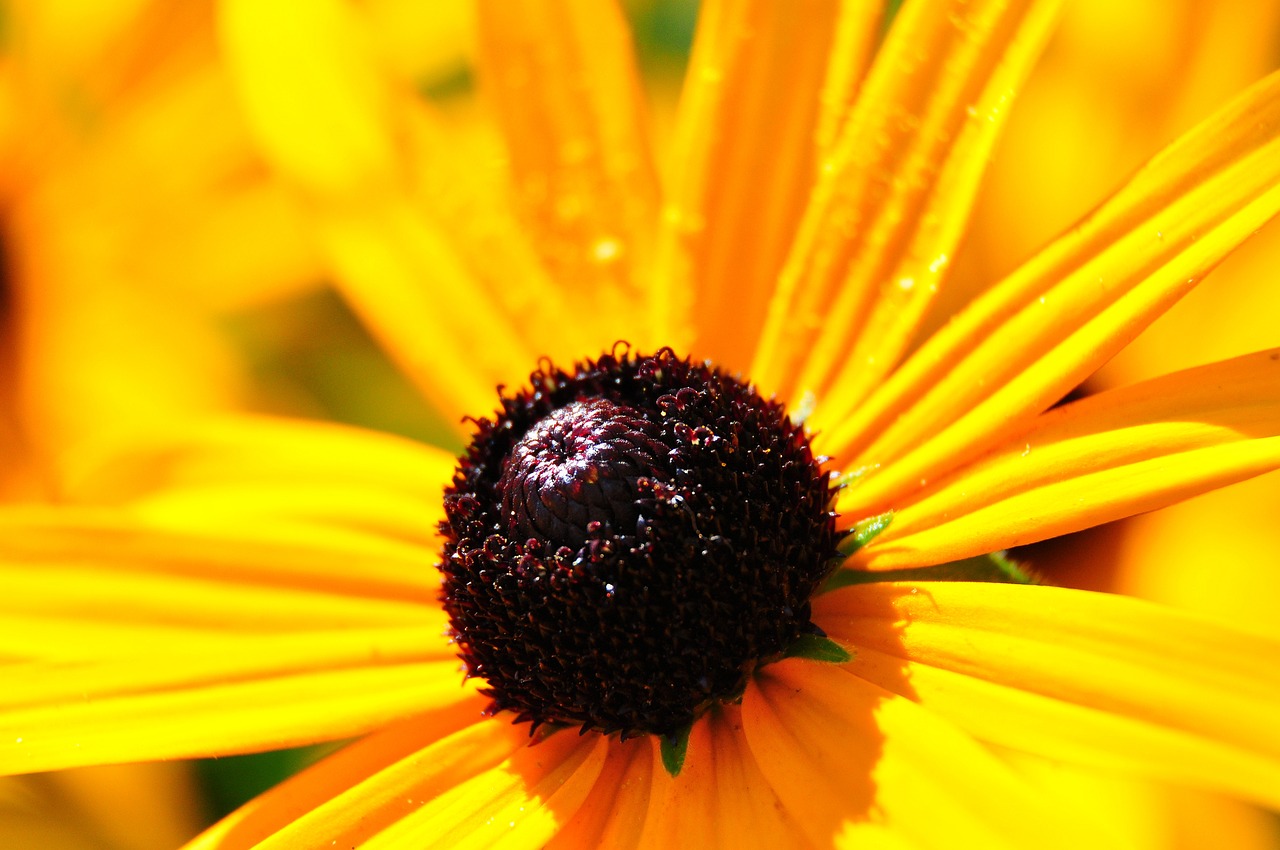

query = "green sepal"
[784,633,853,663]
[659,724,692,778]
[822,550,1040,593]
[836,511,894,556]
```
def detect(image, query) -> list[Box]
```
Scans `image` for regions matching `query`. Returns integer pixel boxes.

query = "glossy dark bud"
[498,398,668,548]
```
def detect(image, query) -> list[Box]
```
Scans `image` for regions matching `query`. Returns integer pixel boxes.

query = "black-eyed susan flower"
[3,0,1280,847]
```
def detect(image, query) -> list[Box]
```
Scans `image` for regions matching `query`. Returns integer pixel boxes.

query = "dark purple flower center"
[438,347,839,737]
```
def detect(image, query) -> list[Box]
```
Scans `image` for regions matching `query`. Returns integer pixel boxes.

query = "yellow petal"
[996,749,1280,850]
[653,0,872,370]
[3,626,444,709]
[849,348,1280,567]
[0,506,438,602]
[0,652,475,774]
[365,0,475,85]
[184,706,498,850]
[13,215,246,459]
[476,0,659,343]
[831,68,1280,510]
[0,616,266,661]
[71,414,455,501]
[68,414,455,545]
[131,484,442,546]
[2,559,434,635]
[815,3,886,156]
[815,582,1280,807]
[969,0,1280,298]
[741,658,1114,848]
[315,201,545,422]
[751,0,1061,405]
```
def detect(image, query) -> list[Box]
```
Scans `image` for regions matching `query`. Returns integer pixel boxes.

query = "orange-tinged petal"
[815,582,1280,807]
[0,506,437,602]
[208,717,598,850]
[184,703,495,850]
[545,737,650,850]
[751,0,1061,405]
[815,3,885,156]
[848,349,1280,567]
[831,69,1280,510]
[637,707,802,849]
[636,718,714,848]
[970,0,1280,299]
[653,0,863,370]
[742,659,1112,849]
[859,441,1280,570]
[477,0,659,342]
[358,730,604,850]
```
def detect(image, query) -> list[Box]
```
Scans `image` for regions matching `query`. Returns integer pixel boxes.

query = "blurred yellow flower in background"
[0,0,330,486]
[0,0,1278,847]
[0,0,321,846]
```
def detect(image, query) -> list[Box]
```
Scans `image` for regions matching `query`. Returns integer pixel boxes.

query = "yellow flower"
[0,1,326,844]
[0,0,334,477]
[3,0,1280,847]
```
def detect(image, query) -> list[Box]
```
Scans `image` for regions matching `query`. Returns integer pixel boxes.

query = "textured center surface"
[439,348,840,738]
[499,398,667,547]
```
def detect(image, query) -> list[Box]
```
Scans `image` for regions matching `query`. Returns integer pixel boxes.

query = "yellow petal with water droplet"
[751,0,1061,405]
[477,0,660,346]
[652,0,876,372]
[830,69,1280,512]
